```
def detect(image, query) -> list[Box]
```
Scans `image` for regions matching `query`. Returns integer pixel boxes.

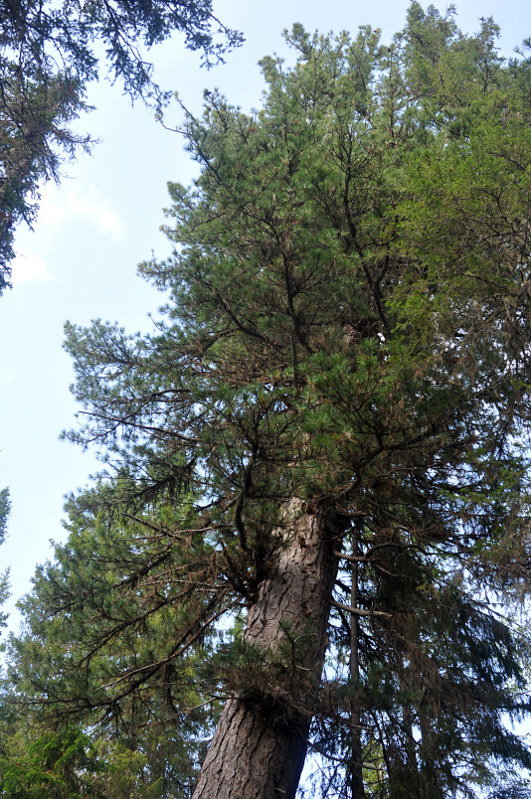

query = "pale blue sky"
[0,0,529,632]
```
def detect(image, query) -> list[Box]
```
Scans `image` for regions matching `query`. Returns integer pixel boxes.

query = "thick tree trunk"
[192,500,343,799]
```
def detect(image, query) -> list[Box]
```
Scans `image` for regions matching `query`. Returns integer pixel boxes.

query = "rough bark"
[192,500,343,799]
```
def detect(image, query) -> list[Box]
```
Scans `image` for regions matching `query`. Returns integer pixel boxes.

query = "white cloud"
[11,249,52,284]
[67,192,126,242]
[36,184,126,242]
[38,187,67,226]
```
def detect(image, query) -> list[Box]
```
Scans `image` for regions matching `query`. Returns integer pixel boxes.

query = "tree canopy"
[4,4,531,798]
[0,0,242,293]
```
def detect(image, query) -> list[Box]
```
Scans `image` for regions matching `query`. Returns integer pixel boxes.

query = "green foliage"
[0,724,102,799]
[6,5,531,798]
[0,488,10,634]
[0,0,242,292]
[7,489,221,797]
[318,552,531,798]
[0,72,90,294]
[0,488,11,545]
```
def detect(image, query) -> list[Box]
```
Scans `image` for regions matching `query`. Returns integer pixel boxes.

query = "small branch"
[331,599,392,618]
[334,549,365,563]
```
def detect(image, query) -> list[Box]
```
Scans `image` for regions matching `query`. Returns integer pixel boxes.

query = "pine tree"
[7,6,531,797]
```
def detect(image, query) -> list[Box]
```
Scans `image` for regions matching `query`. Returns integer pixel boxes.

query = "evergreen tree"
[0,488,11,634]
[0,0,242,292]
[7,5,531,797]
[9,492,220,797]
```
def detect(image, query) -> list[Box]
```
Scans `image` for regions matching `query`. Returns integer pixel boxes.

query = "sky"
[0,0,529,634]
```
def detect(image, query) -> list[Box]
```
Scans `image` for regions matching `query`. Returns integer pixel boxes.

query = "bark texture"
[192,500,343,799]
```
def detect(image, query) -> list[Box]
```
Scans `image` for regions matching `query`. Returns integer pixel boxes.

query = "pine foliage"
[5,4,531,797]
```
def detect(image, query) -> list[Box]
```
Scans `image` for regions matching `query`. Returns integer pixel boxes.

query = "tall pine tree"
[7,5,531,797]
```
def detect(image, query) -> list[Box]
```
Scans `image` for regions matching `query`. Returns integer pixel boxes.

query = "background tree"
[0,487,11,633]
[0,722,103,799]
[0,0,242,293]
[9,490,221,798]
[6,5,531,798]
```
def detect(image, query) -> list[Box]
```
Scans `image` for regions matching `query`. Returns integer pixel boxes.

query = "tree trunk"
[349,528,366,799]
[192,500,343,799]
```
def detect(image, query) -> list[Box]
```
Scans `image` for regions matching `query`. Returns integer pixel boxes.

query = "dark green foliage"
[0,71,89,293]
[0,0,242,292]
[317,544,531,798]
[5,4,531,797]
[0,487,11,545]
[8,490,221,797]
[0,488,10,633]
